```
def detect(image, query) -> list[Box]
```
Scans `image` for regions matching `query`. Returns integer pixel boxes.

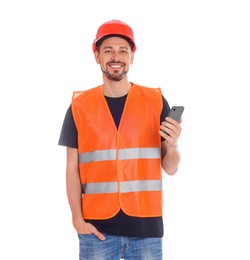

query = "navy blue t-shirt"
[58,92,170,237]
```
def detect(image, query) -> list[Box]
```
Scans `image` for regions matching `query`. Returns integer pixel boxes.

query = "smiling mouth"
[108,63,124,69]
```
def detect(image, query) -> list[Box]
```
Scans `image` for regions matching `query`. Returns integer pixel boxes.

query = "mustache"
[107,60,125,66]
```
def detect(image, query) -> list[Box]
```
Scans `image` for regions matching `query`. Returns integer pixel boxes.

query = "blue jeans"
[78,233,162,260]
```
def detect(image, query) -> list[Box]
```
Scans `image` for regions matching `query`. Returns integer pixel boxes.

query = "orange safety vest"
[72,84,163,219]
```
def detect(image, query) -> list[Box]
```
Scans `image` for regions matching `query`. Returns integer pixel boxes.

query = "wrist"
[166,142,178,150]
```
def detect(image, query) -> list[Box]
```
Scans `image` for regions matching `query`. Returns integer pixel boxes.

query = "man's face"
[94,36,134,81]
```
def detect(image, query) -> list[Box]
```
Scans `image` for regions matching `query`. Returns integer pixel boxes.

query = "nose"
[110,51,121,61]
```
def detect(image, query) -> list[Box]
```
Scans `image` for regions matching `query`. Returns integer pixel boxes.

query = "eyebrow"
[103,46,129,50]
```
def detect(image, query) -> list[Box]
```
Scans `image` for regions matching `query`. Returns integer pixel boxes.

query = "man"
[58,19,182,260]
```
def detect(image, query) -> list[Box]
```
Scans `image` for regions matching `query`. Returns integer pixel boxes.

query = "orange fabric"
[72,84,163,219]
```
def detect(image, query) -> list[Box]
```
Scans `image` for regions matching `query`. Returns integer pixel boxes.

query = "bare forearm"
[160,116,182,175]
[161,143,181,175]
[66,169,83,220]
[66,147,84,224]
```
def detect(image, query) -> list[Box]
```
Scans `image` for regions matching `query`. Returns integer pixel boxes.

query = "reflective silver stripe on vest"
[120,180,162,192]
[79,149,116,163]
[82,180,162,194]
[79,148,161,163]
[118,148,161,160]
[82,182,118,194]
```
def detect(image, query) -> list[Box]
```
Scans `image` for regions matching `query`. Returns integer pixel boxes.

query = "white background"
[0,0,250,259]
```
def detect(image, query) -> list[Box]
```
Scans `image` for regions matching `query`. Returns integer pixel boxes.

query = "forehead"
[101,36,130,49]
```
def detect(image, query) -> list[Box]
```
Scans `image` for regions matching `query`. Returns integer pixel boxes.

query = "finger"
[159,128,174,141]
[165,119,182,135]
[165,116,178,124]
[159,130,176,147]
[160,122,177,136]
[93,230,106,241]
[88,225,106,241]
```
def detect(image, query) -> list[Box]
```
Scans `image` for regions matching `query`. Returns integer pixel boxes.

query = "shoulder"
[133,83,161,93]
[72,86,102,103]
[131,83,162,100]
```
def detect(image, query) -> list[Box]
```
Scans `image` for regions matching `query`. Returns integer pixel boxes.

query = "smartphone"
[168,106,184,122]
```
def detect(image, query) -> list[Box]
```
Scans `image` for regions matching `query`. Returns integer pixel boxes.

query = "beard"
[101,63,128,82]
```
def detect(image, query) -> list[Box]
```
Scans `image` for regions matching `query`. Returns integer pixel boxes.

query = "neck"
[101,78,132,97]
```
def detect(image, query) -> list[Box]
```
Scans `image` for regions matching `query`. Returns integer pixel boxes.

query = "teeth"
[110,64,122,68]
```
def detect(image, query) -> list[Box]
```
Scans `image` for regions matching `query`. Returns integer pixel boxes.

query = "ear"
[94,50,100,64]
[130,51,135,65]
